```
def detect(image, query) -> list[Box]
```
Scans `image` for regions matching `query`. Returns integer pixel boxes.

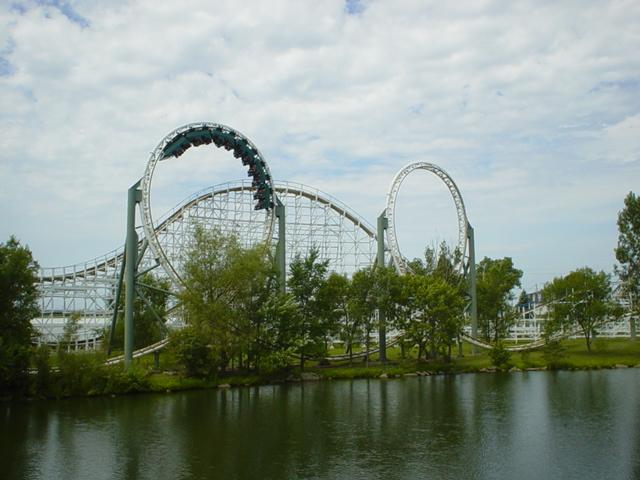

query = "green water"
[2,370,639,479]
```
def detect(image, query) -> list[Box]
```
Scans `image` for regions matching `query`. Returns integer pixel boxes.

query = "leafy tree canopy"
[541,267,619,351]
[0,237,40,392]
[615,191,640,316]
[476,256,522,342]
[288,247,330,367]
[178,226,276,372]
[110,272,171,351]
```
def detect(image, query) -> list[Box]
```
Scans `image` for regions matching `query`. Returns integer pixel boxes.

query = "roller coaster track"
[104,338,171,366]
[103,312,635,365]
[104,336,400,366]
[461,333,553,352]
[39,181,376,284]
[34,179,379,345]
[101,330,553,366]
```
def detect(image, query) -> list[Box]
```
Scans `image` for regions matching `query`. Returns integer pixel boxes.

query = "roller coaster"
[32,122,635,362]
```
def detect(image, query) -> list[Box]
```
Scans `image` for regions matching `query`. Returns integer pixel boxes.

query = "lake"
[2,369,639,479]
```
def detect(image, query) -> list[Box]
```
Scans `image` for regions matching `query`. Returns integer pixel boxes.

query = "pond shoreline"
[6,359,639,403]
[5,338,640,402]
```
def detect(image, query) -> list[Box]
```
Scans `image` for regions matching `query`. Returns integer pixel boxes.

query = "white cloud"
[0,0,639,289]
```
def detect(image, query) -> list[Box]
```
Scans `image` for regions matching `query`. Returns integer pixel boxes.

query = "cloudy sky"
[1,0,639,291]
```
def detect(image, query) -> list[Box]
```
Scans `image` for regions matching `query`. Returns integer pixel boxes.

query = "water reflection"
[2,370,639,480]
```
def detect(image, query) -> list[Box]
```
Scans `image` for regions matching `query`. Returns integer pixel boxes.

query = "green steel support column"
[377,212,388,364]
[630,294,636,340]
[107,246,127,355]
[467,223,478,355]
[124,181,141,369]
[275,200,286,292]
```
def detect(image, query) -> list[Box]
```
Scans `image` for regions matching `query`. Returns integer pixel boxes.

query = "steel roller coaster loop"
[385,162,469,274]
[140,122,277,286]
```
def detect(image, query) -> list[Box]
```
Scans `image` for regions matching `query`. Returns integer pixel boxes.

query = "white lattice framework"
[33,180,377,345]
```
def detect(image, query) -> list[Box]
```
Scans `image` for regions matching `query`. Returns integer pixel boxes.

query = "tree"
[370,265,402,363]
[349,266,376,366]
[402,271,465,362]
[317,272,350,354]
[395,244,466,362]
[60,312,81,351]
[476,257,523,342]
[135,273,171,347]
[516,290,532,319]
[393,273,416,360]
[255,290,299,372]
[110,272,171,350]
[0,237,40,393]
[541,267,619,351]
[178,227,275,373]
[288,247,330,369]
[615,191,640,339]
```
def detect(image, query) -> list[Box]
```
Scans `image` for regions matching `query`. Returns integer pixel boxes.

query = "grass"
[308,338,640,379]
[24,338,640,401]
[96,338,640,378]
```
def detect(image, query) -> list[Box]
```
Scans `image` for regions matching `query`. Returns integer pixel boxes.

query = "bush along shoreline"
[3,338,639,402]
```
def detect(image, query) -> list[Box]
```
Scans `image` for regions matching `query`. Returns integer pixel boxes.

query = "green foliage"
[170,326,217,378]
[32,345,53,396]
[179,226,278,372]
[109,272,171,351]
[348,266,376,365]
[399,244,466,362]
[257,290,300,358]
[476,256,523,342]
[256,349,293,375]
[103,367,151,394]
[317,272,350,349]
[542,340,568,370]
[28,347,151,398]
[615,191,640,331]
[322,273,357,359]
[288,247,331,368]
[489,342,512,368]
[134,273,171,347]
[0,237,40,394]
[542,267,617,351]
[56,350,108,396]
[60,312,81,350]
[518,350,532,368]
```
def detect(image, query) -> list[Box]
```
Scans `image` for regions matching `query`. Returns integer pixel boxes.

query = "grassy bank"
[144,338,640,390]
[10,338,639,401]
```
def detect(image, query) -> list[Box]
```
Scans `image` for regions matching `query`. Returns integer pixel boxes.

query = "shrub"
[32,345,53,396]
[0,339,30,396]
[170,328,216,378]
[489,342,512,368]
[543,340,569,370]
[56,350,108,396]
[257,350,293,374]
[519,350,532,368]
[104,366,150,394]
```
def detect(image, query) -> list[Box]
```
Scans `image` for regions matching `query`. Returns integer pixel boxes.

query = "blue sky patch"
[10,2,27,14]
[345,0,365,15]
[0,57,15,76]
[590,78,640,93]
[36,0,90,28]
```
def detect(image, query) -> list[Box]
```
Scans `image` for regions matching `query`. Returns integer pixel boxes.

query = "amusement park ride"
[32,122,633,364]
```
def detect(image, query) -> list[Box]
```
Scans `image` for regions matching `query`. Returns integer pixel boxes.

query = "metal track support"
[377,211,388,363]
[467,222,478,354]
[124,180,141,369]
[275,199,286,292]
[108,247,127,355]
